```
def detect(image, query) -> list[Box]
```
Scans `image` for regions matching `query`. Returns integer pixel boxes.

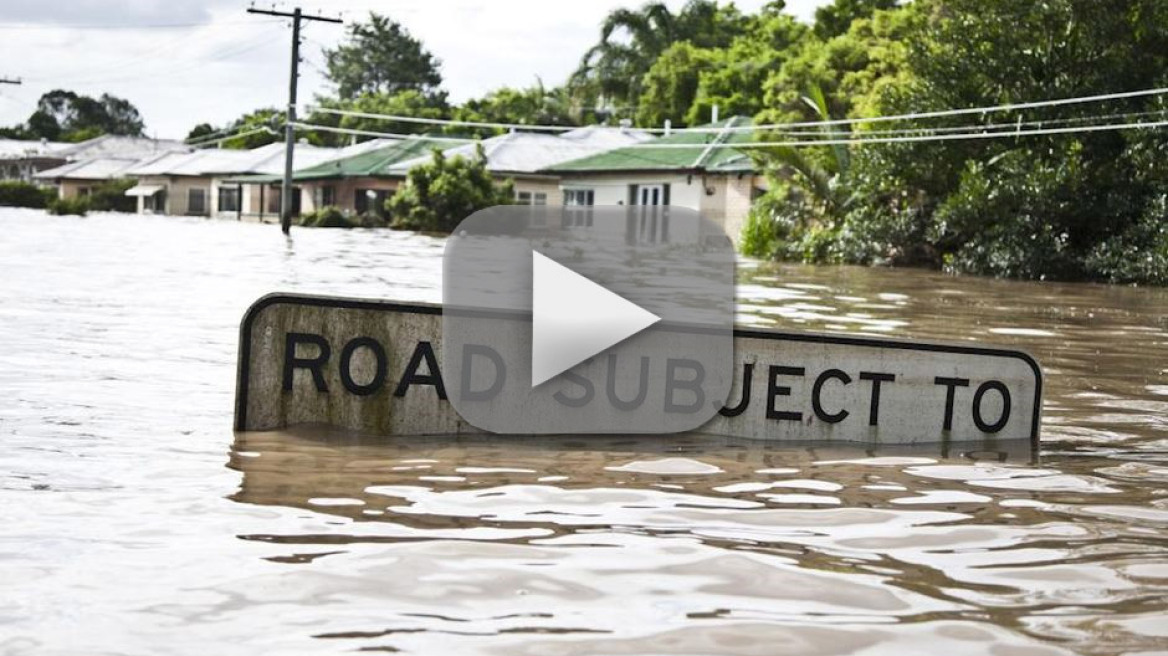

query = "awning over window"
[124,184,164,197]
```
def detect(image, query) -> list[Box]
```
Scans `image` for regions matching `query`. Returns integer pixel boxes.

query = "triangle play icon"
[531,250,661,387]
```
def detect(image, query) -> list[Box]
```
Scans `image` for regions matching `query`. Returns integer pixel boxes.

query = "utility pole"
[246,6,341,234]
[0,77,20,86]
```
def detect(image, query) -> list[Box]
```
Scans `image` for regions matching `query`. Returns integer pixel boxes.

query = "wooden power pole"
[0,77,21,86]
[246,6,341,235]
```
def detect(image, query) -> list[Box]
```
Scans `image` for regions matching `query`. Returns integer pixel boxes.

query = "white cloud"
[0,0,831,138]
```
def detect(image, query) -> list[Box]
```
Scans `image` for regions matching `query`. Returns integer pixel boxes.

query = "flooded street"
[2,209,1167,655]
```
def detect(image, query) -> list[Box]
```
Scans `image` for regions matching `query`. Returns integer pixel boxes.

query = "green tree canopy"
[324,13,444,101]
[386,144,515,233]
[5,90,145,142]
[813,0,899,39]
[569,0,749,117]
[454,82,574,136]
[636,42,721,128]
[688,5,809,125]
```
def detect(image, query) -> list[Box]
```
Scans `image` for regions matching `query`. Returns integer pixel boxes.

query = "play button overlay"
[531,250,660,387]
[443,205,735,435]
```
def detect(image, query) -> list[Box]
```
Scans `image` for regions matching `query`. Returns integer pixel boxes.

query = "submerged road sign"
[234,294,1042,449]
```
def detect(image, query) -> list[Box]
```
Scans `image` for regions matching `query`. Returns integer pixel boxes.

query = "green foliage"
[298,206,354,228]
[304,90,450,146]
[759,6,914,126]
[86,179,137,213]
[454,82,574,136]
[47,197,89,216]
[569,0,748,117]
[0,181,56,209]
[688,8,809,125]
[813,0,898,40]
[323,12,443,101]
[2,90,145,142]
[636,42,721,127]
[386,144,515,233]
[741,0,1168,285]
[296,207,390,229]
[185,123,217,142]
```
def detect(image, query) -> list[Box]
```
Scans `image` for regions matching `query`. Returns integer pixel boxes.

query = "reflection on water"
[2,210,1168,655]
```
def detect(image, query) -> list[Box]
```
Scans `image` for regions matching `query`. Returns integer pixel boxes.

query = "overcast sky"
[0,0,831,139]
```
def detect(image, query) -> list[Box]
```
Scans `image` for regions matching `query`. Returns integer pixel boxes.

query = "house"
[3,134,188,186]
[0,138,69,183]
[52,135,188,161]
[543,116,765,240]
[384,126,655,207]
[225,138,447,219]
[123,142,338,218]
[32,157,142,199]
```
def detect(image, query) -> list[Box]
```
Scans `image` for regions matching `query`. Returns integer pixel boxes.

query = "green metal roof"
[225,137,452,184]
[545,116,758,174]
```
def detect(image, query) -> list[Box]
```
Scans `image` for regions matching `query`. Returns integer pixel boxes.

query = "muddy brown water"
[2,209,1166,655]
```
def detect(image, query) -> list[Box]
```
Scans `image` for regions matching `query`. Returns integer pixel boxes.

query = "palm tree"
[568,1,745,118]
[761,84,857,221]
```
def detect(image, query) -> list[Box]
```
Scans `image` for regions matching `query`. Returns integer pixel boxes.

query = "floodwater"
[2,209,1167,655]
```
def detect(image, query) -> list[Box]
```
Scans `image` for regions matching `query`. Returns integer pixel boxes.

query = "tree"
[813,0,899,39]
[454,82,574,136]
[11,90,145,142]
[636,42,721,128]
[186,123,216,142]
[569,0,748,117]
[386,144,515,233]
[759,7,913,128]
[688,6,809,124]
[323,13,443,101]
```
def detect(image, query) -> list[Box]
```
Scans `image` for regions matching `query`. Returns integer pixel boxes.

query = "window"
[564,189,594,207]
[563,189,595,227]
[218,186,240,213]
[77,187,91,197]
[144,189,165,213]
[315,185,336,208]
[187,188,207,215]
[266,187,302,216]
[355,188,388,216]
[515,191,548,206]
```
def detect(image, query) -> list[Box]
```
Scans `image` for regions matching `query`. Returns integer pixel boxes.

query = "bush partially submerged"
[0,181,55,209]
[47,197,89,216]
[387,144,514,233]
[296,207,389,228]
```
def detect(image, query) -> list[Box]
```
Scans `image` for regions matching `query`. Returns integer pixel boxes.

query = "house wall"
[132,175,214,216]
[1,157,65,183]
[511,177,562,205]
[58,179,95,200]
[557,172,762,242]
[699,173,765,242]
[299,178,401,215]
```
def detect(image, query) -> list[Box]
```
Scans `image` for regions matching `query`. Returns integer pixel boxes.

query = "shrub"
[87,179,137,213]
[387,144,514,233]
[739,205,779,259]
[297,206,356,228]
[0,181,55,209]
[47,197,89,216]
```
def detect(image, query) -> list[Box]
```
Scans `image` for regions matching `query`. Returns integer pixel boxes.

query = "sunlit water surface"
[2,209,1167,655]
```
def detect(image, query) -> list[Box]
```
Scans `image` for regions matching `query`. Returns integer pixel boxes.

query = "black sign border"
[235,293,1043,450]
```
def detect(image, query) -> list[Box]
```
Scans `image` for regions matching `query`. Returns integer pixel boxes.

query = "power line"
[187,126,278,147]
[310,86,1168,135]
[0,19,284,30]
[308,106,579,133]
[290,122,474,142]
[291,117,1168,149]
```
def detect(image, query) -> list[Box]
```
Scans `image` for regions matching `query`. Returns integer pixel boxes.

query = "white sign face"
[235,294,1042,450]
